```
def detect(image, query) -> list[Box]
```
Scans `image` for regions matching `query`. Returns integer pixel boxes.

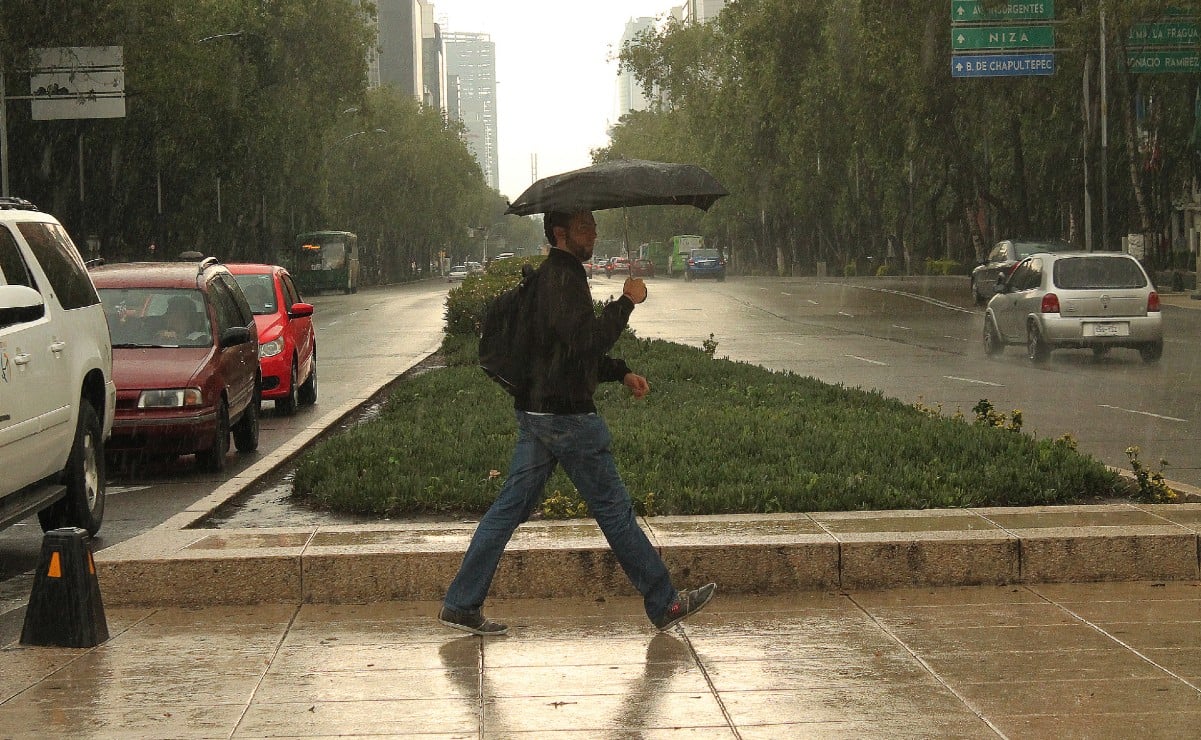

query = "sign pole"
[1,65,9,198]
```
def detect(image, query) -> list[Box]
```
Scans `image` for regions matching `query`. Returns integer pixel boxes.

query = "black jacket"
[516,247,634,414]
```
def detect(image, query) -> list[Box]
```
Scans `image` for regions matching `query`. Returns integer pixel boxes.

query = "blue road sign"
[952,53,1056,77]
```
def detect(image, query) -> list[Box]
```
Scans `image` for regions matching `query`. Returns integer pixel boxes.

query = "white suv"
[0,198,115,535]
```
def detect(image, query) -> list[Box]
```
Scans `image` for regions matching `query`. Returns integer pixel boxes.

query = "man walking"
[439,209,715,636]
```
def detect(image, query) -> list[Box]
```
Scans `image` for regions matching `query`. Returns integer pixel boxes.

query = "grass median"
[292,329,1129,519]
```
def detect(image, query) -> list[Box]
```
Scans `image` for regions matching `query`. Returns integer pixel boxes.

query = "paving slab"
[4,585,1201,738]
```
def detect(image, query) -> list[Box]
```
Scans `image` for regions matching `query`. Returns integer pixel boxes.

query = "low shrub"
[924,258,964,276]
[292,334,1122,519]
[443,255,544,337]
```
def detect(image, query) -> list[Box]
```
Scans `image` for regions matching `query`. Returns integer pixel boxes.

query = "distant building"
[376,0,424,100]
[444,31,499,191]
[421,4,446,110]
[673,0,727,23]
[616,17,657,118]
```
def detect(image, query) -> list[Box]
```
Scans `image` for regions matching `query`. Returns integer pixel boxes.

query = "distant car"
[605,256,630,276]
[685,248,726,282]
[447,264,469,282]
[492,252,515,262]
[584,259,596,277]
[91,258,261,471]
[228,263,317,416]
[983,251,1163,363]
[630,258,656,278]
[466,261,484,275]
[972,239,1073,305]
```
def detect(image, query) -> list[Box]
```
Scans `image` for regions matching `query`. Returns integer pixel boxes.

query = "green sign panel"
[1125,49,1201,73]
[1127,21,1200,47]
[951,1,1055,23]
[952,25,1055,51]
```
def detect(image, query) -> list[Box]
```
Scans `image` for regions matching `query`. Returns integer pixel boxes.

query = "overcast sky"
[433,0,672,201]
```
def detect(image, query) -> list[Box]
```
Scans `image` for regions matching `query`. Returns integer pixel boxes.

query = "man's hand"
[623,277,647,305]
[623,372,650,399]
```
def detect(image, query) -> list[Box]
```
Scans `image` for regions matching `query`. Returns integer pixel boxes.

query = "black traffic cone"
[20,527,109,647]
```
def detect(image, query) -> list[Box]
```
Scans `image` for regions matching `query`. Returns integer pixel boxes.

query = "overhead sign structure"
[951,0,1054,22]
[1127,20,1200,47]
[952,53,1056,78]
[1124,49,1201,73]
[29,46,126,121]
[952,25,1055,51]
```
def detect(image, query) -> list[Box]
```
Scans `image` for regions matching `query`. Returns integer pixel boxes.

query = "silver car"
[983,251,1163,363]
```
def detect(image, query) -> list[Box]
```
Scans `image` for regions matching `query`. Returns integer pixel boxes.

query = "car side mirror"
[220,326,252,348]
[994,276,1008,294]
[288,302,314,319]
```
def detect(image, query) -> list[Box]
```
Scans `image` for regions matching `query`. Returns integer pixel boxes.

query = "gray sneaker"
[653,583,716,631]
[438,605,508,636]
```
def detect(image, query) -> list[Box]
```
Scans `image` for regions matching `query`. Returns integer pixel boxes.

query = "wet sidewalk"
[4,582,1201,738]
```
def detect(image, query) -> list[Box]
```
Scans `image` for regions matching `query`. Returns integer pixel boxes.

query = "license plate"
[1091,322,1120,337]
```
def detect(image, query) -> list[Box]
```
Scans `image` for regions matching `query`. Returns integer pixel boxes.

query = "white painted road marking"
[944,376,1003,387]
[846,355,888,366]
[1099,404,1187,423]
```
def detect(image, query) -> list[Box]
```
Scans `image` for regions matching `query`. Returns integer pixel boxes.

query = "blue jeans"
[444,411,676,621]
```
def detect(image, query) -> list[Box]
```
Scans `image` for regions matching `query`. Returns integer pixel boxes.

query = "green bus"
[293,231,359,295]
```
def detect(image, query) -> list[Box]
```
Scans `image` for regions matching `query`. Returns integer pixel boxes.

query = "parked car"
[983,251,1163,363]
[685,248,726,282]
[447,264,469,282]
[972,239,1072,305]
[630,258,656,278]
[90,257,261,471]
[605,256,630,276]
[228,263,317,416]
[0,197,115,535]
[467,261,484,275]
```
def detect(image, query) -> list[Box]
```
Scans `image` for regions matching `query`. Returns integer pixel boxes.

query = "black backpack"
[478,263,540,396]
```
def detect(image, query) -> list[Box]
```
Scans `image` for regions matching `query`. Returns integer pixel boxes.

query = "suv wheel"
[232,383,260,452]
[38,400,105,535]
[276,361,298,415]
[1026,322,1050,363]
[197,400,229,472]
[298,352,318,406]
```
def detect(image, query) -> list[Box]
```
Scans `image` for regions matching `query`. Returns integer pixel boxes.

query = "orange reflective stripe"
[47,552,62,578]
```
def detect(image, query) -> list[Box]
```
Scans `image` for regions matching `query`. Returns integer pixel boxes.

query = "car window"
[692,249,719,259]
[15,221,99,309]
[217,273,255,326]
[209,278,246,334]
[232,273,277,315]
[281,273,301,309]
[1054,257,1147,290]
[1008,261,1035,291]
[99,287,211,347]
[0,226,34,288]
[988,244,1008,263]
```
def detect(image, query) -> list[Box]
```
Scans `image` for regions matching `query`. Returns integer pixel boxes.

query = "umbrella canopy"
[505,159,728,216]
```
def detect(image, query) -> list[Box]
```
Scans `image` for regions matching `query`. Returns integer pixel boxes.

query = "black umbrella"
[504,158,728,216]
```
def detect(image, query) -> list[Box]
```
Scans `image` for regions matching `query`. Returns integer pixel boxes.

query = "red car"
[630,258,656,278]
[605,256,630,276]
[227,263,317,415]
[90,258,260,471]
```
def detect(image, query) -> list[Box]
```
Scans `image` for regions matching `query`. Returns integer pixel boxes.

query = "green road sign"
[1127,21,1200,48]
[1125,49,1201,73]
[952,25,1055,51]
[951,1,1055,23]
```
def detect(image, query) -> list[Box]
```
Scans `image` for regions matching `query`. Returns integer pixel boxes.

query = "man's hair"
[543,211,572,246]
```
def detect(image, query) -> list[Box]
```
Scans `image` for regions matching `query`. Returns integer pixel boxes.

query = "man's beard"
[565,238,593,262]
